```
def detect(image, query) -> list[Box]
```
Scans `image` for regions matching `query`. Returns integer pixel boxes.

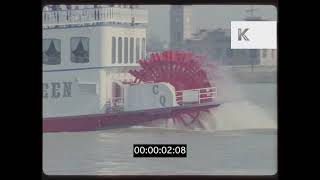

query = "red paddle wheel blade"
[129,50,220,129]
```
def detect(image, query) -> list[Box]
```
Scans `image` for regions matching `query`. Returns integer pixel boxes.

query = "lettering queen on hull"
[43,82,72,99]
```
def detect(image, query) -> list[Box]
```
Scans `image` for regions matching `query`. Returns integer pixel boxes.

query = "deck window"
[112,37,116,64]
[118,37,122,63]
[43,39,61,65]
[71,37,89,63]
[130,37,134,63]
[79,83,96,94]
[142,38,146,59]
[124,37,128,63]
[136,38,140,62]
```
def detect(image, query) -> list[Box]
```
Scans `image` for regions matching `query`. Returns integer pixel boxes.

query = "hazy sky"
[141,5,277,42]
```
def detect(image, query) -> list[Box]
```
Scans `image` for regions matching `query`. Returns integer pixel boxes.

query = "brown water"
[43,83,277,175]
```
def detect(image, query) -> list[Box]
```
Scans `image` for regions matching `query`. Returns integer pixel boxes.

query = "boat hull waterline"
[43,103,220,132]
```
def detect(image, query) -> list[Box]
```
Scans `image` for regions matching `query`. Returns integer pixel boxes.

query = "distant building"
[169,5,192,49]
[169,5,277,66]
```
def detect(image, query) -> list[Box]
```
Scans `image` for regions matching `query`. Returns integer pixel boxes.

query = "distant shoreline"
[222,66,277,83]
[231,71,277,83]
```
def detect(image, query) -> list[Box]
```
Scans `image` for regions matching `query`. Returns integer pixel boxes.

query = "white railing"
[43,7,148,28]
[175,87,217,105]
[103,87,217,113]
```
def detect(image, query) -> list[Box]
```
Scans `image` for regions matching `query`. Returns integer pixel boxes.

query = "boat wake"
[119,124,276,136]
[125,100,277,133]
[212,101,277,131]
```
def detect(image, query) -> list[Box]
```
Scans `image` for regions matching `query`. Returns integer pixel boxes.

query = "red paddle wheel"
[129,50,219,129]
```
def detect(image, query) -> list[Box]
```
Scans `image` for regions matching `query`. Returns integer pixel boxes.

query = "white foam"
[212,101,277,131]
[206,67,277,131]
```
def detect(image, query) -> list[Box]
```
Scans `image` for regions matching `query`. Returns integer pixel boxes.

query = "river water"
[43,83,277,175]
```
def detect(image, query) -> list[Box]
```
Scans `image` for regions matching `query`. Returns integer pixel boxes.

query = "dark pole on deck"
[250,49,255,72]
[251,58,254,72]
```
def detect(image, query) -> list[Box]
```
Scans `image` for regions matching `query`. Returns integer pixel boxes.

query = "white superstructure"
[43,5,149,118]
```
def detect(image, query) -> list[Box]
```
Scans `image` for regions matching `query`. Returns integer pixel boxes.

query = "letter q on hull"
[124,83,178,112]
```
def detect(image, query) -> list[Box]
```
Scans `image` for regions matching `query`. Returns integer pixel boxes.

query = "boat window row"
[112,37,146,64]
[43,37,89,65]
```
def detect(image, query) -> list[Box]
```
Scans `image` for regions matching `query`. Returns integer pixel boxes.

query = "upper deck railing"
[43,7,148,28]
[176,87,217,105]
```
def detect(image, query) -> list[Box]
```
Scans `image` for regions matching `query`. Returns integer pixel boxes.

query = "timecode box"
[133,144,187,158]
